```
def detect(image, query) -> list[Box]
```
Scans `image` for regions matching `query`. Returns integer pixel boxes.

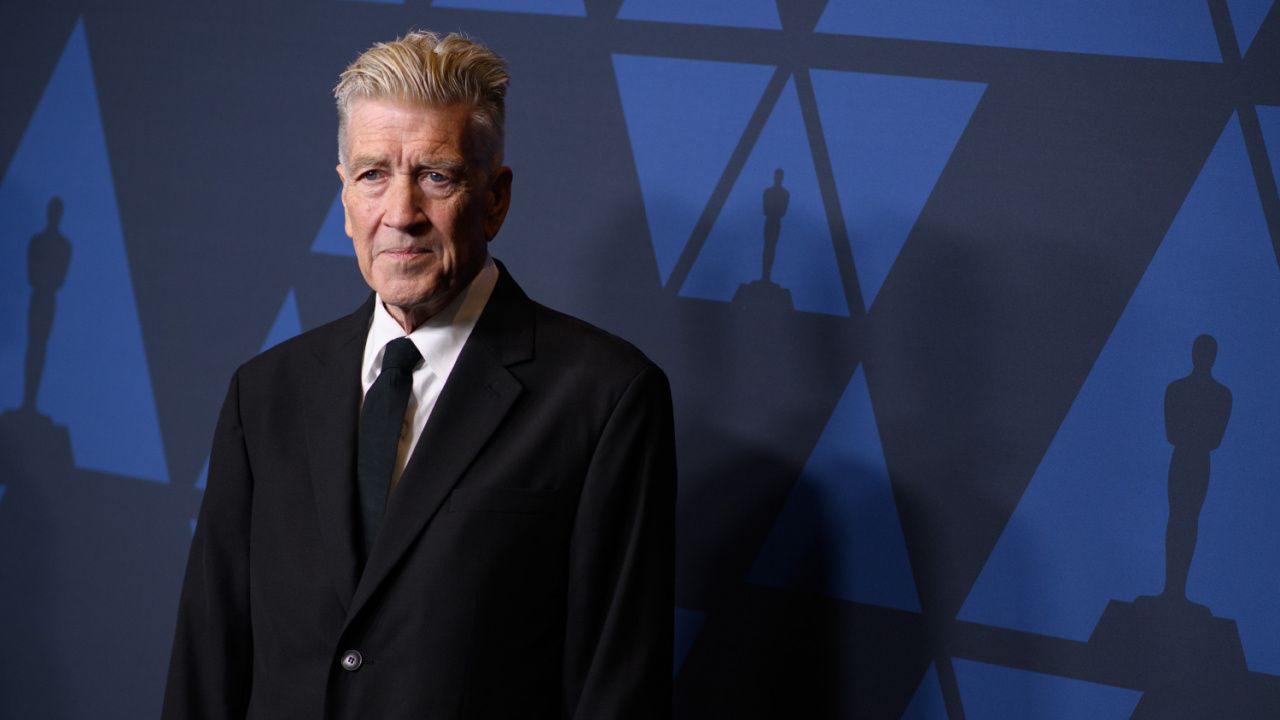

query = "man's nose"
[382,175,427,231]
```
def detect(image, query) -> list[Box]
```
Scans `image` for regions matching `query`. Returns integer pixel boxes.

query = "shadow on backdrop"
[734,168,794,310]
[23,197,70,412]
[0,197,194,718]
[1089,334,1277,719]
[666,155,932,715]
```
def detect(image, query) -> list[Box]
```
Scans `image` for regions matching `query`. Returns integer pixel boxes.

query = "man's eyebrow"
[348,154,390,171]
[411,156,467,175]
[348,153,467,171]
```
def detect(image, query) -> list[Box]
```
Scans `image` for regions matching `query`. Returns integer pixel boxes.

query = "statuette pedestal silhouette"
[1091,595,1251,718]
[0,407,73,480]
[733,279,793,311]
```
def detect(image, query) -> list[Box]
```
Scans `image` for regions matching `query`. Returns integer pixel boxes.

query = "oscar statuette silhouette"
[734,169,794,311]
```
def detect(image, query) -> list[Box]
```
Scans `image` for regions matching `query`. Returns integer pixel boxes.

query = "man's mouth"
[381,246,431,259]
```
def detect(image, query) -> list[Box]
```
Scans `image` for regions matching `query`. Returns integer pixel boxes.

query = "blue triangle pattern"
[1259,105,1280,185]
[750,364,920,611]
[953,659,1143,719]
[673,607,706,676]
[1227,0,1274,54]
[810,70,985,310]
[0,19,168,483]
[959,116,1280,674]
[261,290,303,352]
[311,191,354,257]
[617,0,780,29]
[900,664,946,720]
[432,0,585,16]
[612,55,775,284]
[682,77,849,316]
[816,0,1221,62]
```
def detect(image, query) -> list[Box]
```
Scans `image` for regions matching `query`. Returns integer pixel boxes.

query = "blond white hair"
[334,30,509,169]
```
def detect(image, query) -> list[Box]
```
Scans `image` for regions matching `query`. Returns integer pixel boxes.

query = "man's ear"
[336,164,354,238]
[484,166,514,240]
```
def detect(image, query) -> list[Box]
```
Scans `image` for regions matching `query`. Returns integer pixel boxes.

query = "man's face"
[338,98,512,329]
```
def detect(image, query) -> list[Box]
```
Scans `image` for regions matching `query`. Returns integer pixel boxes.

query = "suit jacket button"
[340,650,363,672]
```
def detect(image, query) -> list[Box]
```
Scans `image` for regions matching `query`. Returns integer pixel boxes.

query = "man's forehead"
[346,99,476,157]
[347,148,467,172]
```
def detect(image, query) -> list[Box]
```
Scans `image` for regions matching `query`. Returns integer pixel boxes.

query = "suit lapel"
[345,267,534,626]
[302,295,375,613]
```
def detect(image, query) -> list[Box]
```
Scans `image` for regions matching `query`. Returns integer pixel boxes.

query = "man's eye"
[359,170,383,182]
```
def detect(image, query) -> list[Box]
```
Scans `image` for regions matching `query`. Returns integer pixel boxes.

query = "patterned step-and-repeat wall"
[2,1,1279,717]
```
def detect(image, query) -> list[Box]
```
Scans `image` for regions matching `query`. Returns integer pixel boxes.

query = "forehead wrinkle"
[348,139,466,172]
[345,100,478,173]
[407,150,467,173]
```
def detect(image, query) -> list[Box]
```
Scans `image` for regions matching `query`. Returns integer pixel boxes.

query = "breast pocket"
[446,486,563,515]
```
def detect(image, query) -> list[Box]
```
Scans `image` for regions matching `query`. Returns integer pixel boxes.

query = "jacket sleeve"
[162,371,254,719]
[563,363,677,719]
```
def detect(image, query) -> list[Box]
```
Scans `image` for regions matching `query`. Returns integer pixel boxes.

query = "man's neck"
[384,303,435,335]
[383,259,492,334]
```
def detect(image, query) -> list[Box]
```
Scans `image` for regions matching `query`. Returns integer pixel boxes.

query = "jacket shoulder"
[520,304,671,420]
[532,302,658,376]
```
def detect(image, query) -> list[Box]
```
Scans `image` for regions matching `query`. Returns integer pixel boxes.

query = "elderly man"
[163,31,675,719]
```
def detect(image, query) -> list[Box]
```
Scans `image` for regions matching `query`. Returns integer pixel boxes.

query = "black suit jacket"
[163,267,675,719]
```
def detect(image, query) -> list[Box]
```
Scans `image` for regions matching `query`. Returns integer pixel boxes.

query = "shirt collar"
[361,257,498,388]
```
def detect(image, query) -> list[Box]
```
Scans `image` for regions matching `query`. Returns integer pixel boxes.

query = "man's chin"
[373,273,444,307]
[380,291,440,312]
[377,285,458,325]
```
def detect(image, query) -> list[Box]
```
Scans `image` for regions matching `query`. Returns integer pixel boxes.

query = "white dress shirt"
[360,258,498,493]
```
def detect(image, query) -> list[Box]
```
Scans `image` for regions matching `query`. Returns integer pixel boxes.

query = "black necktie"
[357,337,422,561]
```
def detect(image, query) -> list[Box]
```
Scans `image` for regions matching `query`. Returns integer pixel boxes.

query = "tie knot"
[381,337,422,372]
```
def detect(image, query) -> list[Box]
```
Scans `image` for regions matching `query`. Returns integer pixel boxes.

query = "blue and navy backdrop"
[2,1,1279,717]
